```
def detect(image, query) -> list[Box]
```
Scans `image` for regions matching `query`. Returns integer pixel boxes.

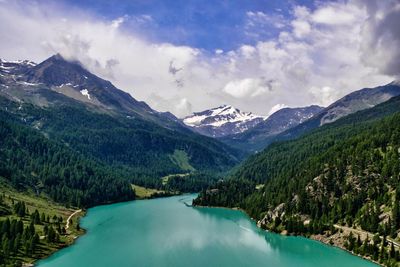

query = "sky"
[0,0,399,117]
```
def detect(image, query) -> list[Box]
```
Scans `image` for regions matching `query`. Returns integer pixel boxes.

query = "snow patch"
[183,104,265,129]
[183,115,208,126]
[17,81,39,86]
[80,89,91,100]
[0,59,36,66]
[57,83,80,88]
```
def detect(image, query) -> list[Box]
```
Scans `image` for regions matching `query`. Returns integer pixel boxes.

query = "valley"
[1,1,400,266]
[1,54,400,267]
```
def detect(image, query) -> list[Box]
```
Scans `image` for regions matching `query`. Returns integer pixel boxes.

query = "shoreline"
[309,233,383,267]
[34,197,383,267]
[32,194,184,265]
[193,203,383,267]
[31,209,87,267]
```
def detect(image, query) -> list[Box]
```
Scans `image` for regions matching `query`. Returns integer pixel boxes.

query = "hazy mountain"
[277,82,400,142]
[221,105,324,152]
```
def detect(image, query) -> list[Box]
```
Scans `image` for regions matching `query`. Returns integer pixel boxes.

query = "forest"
[0,195,73,266]
[0,109,135,208]
[194,97,400,266]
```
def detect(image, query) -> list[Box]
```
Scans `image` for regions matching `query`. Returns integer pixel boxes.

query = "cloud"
[239,45,256,59]
[308,86,342,107]
[0,0,398,118]
[148,93,192,117]
[246,11,287,29]
[222,78,273,98]
[311,4,358,25]
[168,60,183,75]
[359,0,400,77]
[291,20,311,38]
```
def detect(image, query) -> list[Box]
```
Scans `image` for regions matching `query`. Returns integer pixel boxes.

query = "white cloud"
[308,86,341,107]
[358,0,400,77]
[311,5,358,25]
[246,11,287,29]
[0,0,397,118]
[291,20,311,38]
[111,16,126,29]
[222,78,272,98]
[239,45,256,59]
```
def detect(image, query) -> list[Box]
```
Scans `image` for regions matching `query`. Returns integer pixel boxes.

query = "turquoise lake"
[36,195,378,267]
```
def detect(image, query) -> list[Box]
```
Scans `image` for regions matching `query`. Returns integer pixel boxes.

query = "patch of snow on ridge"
[183,105,265,128]
[80,89,91,100]
[0,59,36,66]
[17,81,40,86]
[183,115,208,126]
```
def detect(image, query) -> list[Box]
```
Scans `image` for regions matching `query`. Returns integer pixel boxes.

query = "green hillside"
[194,96,400,266]
[0,95,240,190]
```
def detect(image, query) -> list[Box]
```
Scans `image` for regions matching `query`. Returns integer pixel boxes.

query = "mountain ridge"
[220,105,324,152]
[0,54,243,182]
[182,105,265,137]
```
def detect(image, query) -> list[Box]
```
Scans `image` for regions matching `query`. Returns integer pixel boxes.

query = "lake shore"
[36,194,380,267]
[30,209,87,267]
[193,203,383,267]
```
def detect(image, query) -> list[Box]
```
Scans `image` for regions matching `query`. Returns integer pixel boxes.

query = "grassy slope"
[0,179,86,264]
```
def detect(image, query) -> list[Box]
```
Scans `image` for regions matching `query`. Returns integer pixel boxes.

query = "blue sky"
[0,0,398,117]
[61,0,315,51]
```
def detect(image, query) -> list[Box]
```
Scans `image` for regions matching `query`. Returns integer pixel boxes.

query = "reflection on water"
[36,194,378,267]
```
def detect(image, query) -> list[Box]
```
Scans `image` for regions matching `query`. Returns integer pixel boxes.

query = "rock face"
[257,203,287,228]
[318,81,400,125]
[221,105,324,152]
[183,105,265,137]
[278,82,400,142]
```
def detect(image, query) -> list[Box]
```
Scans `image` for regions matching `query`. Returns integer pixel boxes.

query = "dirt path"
[65,209,82,230]
[334,224,400,249]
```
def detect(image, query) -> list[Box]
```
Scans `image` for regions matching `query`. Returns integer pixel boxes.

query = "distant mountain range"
[184,82,400,153]
[193,92,400,265]
[2,54,399,179]
[182,105,265,137]
[276,82,400,143]
[220,105,324,152]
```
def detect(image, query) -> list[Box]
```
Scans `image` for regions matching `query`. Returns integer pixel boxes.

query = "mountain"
[182,105,265,137]
[0,54,242,188]
[0,108,135,208]
[0,54,186,131]
[194,95,400,266]
[276,82,400,142]
[221,105,323,152]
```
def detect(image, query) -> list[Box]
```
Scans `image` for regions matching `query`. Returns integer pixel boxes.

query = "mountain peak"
[48,53,64,61]
[183,105,265,137]
[39,53,83,70]
[23,53,96,88]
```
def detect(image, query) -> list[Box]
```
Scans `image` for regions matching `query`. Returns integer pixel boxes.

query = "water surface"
[37,195,377,267]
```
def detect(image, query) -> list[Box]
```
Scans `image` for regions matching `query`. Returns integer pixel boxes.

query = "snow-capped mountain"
[183,105,265,137]
[220,105,324,152]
